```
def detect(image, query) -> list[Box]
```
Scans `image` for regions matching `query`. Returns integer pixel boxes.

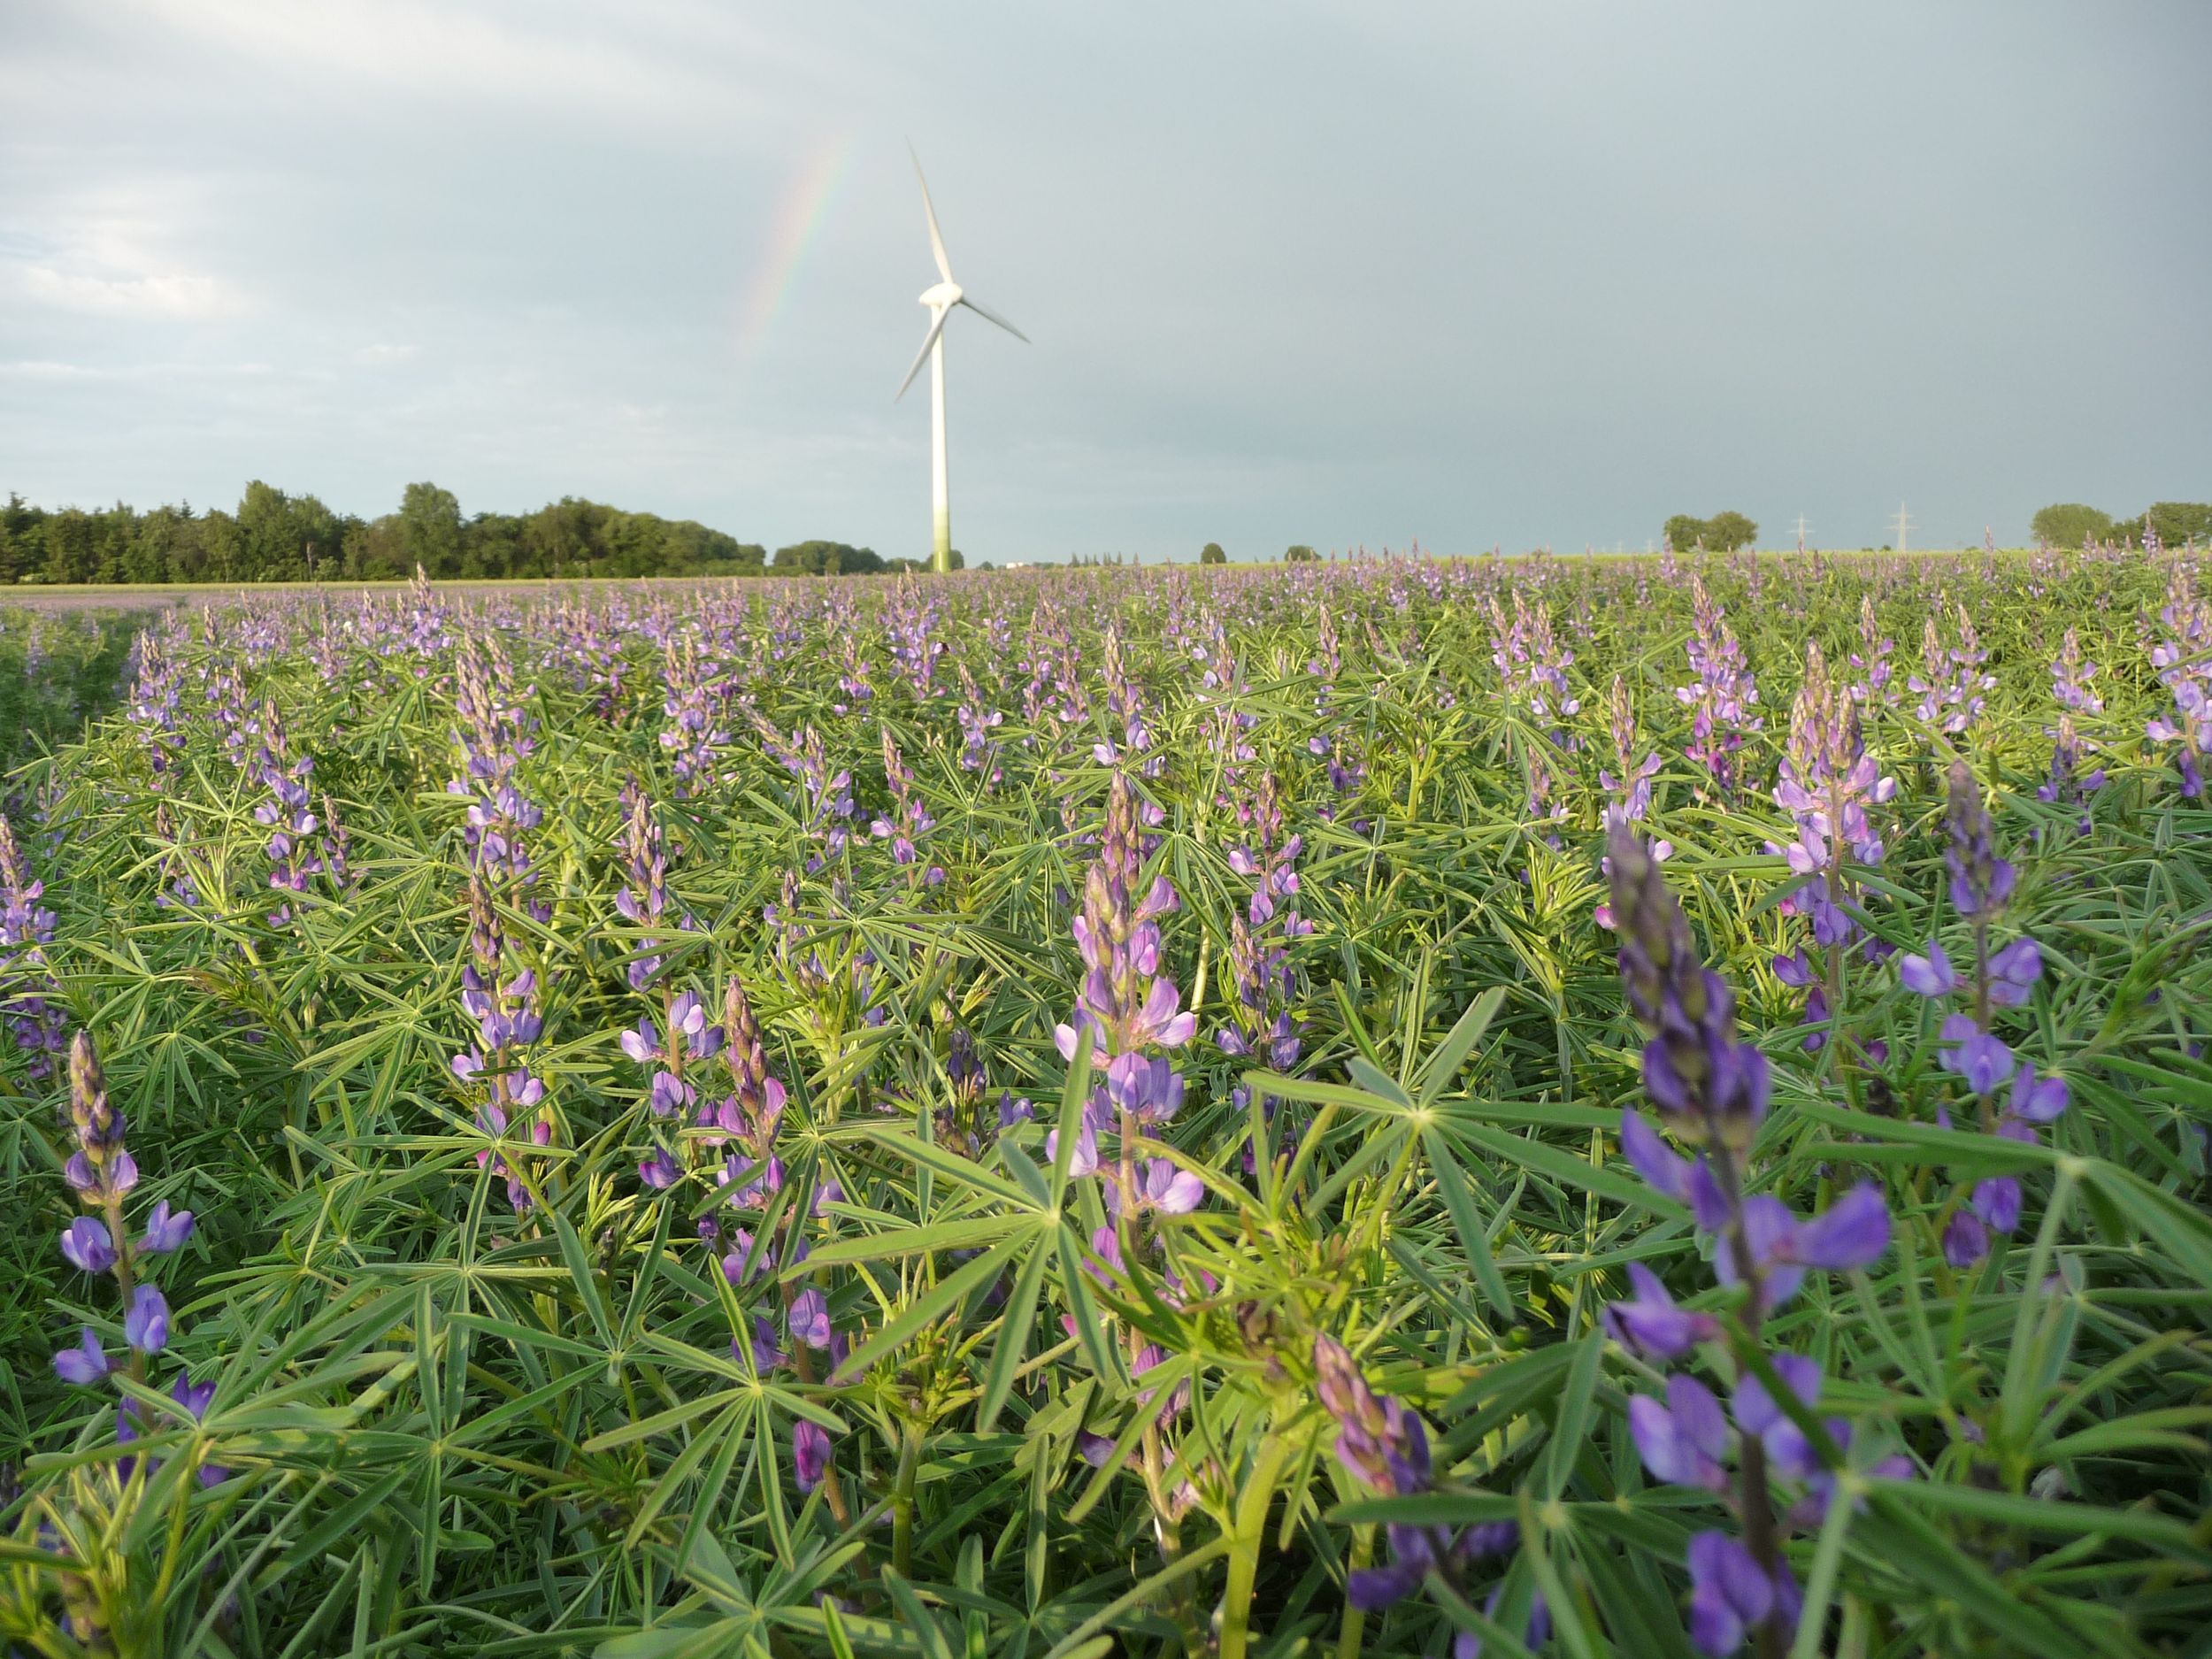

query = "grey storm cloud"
[1,0,2206,561]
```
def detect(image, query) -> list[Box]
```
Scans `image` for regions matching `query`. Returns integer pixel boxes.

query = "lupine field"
[2,547,2210,1659]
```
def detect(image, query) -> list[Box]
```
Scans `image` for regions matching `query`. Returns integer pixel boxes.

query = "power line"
[1893,502,1915,554]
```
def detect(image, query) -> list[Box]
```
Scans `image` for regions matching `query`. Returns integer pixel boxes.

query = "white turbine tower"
[895,151,1028,573]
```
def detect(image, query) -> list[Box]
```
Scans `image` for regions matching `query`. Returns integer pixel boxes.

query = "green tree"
[772,541,882,576]
[2029,503,2112,549]
[1705,511,1757,552]
[1284,544,1318,564]
[1199,542,1227,565]
[1663,514,1709,551]
[398,482,465,577]
[2131,503,2212,547]
[0,493,39,583]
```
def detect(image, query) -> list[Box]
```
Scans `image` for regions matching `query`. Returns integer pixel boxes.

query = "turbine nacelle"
[919,280,963,310]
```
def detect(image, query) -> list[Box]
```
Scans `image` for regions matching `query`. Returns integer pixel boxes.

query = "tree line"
[2030,501,2212,550]
[0,482,952,585]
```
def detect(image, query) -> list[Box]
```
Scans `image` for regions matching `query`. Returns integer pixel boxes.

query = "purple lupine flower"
[136,1201,194,1256]
[1312,1328,1522,1615]
[871,726,939,877]
[793,1417,832,1493]
[1847,593,1895,709]
[2038,711,2103,835]
[1943,763,2015,917]
[638,1147,682,1189]
[721,1228,769,1285]
[1986,938,2042,1007]
[1105,1156,1203,1217]
[1314,1334,1427,1492]
[1713,1186,1892,1312]
[788,1287,832,1349]
[1044,1116,1100,1178]
[169,1372,227,1486]
[0,815,69,1079]
[1608,827,1771,1152]
[1898,942,1959,998]
[1943,1209,1990,1270]
[2008,1063,2069,1123]
[1102,1051,1184,1125]
[1730,1354,1824,1481]
[744,1314,786,1374]
[61,1216,117,1274]
[1602,1261,1720,1359]
[2144,564,2212,797]
[124,1284,170,1353]
[1686,1530,1801,1657]
[54,1325,111,1385]
[1674,574,1762,802]
[1629,1372,1730,1492]
[1972,1177,2023,1233]
[1056,774,1195,1063]
[65,1032,136,1205]
[1938,1015,2014,1096]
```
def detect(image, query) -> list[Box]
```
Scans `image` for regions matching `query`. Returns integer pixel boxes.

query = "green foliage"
[1704,509,1756,550]
[0,486,783,584]
[2031,503,2114,549]
[1284,544,1318,564]
[0,549,2207,1654]
[0,606,139,768]
[1199,542,1227,565]
[2112,502,2212,549]
[1663,511,1756,552]
[772,540,884,575]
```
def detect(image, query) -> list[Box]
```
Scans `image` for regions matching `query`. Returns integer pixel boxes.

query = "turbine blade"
[895,308,950,401]
[910,147,954,284]
[957,295,1029,343]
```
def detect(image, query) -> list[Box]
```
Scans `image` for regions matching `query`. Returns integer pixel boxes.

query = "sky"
[2,1,2208,563]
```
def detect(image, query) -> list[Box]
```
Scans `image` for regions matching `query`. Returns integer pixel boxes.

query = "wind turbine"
[895,151,1028,573]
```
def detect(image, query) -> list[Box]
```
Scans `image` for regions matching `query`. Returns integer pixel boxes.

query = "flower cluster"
[1846,594,1895,709]
[1050,772,1198,1223]
[1908,604,1994,735]
[1313,1334,1538,1646]
[50,1033,220,1483]
[1604,826,1893,1655]
[1217,772,1310,1066]
[1594,674,1669,928]
[454,878,548,1210]
[659,635,733,794]
[2038,628,2106,834]
[1488,590,1580,740]
[1096,622,1160,776]
[2144,565,2210,797]
[450,637,544,917]
[1676,576,1761,801]
[870,726,942,884]
[954,663,1004,782]
[250,699,350,922]
[1895,764,2068,1266]
[1767,644,1896,1051]
[0,815,68,1080]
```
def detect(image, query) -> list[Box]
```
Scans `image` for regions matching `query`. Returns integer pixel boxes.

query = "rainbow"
[735,133,855,361]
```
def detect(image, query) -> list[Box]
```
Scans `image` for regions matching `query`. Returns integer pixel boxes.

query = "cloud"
[12,262,242,319]
[354,342,419,364]
[0,359,110,380]
[119,0,828,130]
